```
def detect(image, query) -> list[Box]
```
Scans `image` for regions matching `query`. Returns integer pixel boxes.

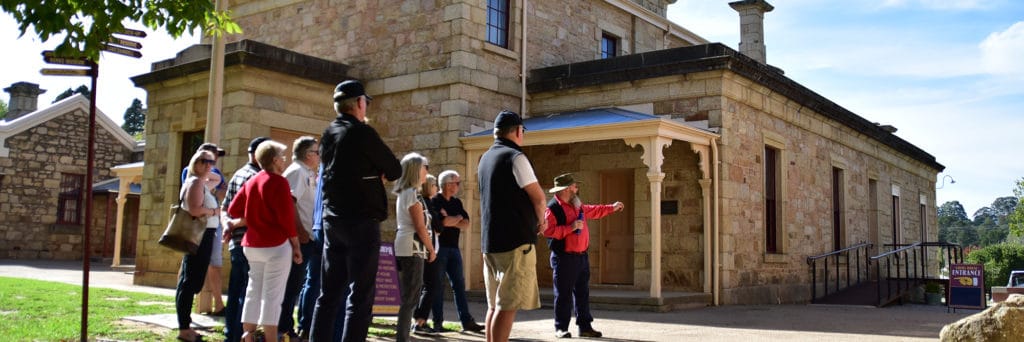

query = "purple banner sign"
[372,242,400,316]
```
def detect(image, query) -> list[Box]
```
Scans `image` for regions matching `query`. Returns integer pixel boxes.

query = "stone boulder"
[941,294,1024,341]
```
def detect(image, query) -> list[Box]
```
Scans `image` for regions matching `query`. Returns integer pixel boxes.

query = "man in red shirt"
[542,173,623,339]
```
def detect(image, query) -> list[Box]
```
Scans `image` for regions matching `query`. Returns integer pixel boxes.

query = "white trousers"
[242,241,292,326]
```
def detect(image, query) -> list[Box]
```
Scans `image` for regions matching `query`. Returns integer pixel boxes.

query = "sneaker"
[412,323,439,336]
[461,321,485,333]
[579,328,603,338]
[555,329,572,338]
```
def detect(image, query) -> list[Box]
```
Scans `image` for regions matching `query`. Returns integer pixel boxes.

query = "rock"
[940,294,1024,341]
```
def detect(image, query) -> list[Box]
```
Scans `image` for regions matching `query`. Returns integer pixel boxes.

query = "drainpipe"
[712,137,721,305]
[520,0,528,115]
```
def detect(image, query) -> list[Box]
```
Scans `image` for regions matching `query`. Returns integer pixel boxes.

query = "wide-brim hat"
[548,173,579,193]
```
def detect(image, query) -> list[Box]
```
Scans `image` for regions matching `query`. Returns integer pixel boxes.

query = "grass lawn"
[0,276,177,341]
[0,276,460,341]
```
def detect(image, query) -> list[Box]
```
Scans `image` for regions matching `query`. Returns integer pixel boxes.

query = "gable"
[0,94,138,157]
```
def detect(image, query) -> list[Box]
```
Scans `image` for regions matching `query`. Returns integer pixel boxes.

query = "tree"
[0,98,7,120]
[967,243,1024,294]
[938,201,972,244]
[52,85,91,103]
[121,98,145,136]
[1009,178,1024,236]
[2,1,240,61]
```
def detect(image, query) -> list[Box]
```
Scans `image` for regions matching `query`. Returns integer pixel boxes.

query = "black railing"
[807,241,873,303]
[872,241,963,307]
[872,242,922,306]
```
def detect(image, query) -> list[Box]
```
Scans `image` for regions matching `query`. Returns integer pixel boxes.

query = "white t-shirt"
[512,154,538,188]
[283,161,317,236]
[394,187,430,258]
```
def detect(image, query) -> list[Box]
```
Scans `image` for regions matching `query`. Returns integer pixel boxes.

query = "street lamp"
[937,175,956,189]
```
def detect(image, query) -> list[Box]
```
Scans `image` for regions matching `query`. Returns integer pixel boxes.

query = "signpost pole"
[80,60,98,342]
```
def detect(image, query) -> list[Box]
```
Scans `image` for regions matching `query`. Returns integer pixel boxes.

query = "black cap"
[198,143,225,157]
[333,80,372,102]
[494,110,524,129]
[248,136,270,154]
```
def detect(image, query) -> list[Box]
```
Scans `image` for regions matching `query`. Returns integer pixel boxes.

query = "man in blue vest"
[477,110,546,342]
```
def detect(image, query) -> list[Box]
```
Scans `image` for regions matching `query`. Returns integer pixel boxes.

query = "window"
[919,194,928,243]
[57,173,85,225]
[868,179,879,249]
[181,130,204,172]
[765,146,779,253]
[486,0,510,48]
[891,188,902,245]
[601,33,618,59]
[827,166,843,249]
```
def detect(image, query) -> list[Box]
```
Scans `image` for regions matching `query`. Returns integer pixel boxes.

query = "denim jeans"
[176,229,215,330]
[224,236,250,342]
[278,239,313,333]
[432,246,476,326]
[298,228,324,334]
[310,218,380,342]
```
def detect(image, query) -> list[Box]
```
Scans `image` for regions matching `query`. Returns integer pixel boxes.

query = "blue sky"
[2,0,1022,215]
[668,0,1024,216]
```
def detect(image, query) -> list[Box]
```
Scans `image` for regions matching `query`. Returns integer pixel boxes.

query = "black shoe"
[579,328,603,338]
[462,321,485,333]
[412,323,439,336]
[555,329,572,338]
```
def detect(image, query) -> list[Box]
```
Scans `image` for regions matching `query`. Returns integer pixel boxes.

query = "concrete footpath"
[0,259,975,341]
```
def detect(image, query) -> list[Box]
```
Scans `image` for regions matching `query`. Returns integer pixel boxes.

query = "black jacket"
[321,113,402,221]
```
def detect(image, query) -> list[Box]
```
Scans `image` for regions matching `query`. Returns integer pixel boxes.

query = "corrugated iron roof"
[468,107,659,137]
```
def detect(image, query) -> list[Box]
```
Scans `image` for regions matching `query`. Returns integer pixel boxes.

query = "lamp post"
[937,175,956,189]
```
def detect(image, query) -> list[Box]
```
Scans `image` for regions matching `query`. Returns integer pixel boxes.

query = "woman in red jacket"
[227,140,302,342]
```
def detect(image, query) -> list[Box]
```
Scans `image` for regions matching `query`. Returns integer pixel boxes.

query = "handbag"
[158,195,207,254]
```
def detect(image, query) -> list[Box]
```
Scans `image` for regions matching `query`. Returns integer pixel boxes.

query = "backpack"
[546,198,569,254]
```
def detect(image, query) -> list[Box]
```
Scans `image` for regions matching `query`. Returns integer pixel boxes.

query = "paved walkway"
[0,259,976,341]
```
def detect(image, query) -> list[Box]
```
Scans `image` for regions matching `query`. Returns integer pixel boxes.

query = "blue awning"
[468,107,659,137]
[92,178,142,195]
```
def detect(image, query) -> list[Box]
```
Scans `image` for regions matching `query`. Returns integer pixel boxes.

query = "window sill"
[51,223,83,234]
[764,253,788,264]
[483,43,518,61]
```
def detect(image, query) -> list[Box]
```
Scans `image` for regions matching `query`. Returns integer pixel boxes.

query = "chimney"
[729,0,773,64]
[3,82,46,121]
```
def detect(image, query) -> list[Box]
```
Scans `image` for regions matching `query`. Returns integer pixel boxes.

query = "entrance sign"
[372,242,400,315]
[948,263,985,310]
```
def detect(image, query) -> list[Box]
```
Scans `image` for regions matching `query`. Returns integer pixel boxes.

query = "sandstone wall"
[0,107,134,260]
[715,72,939,305]
[135,66,336,287]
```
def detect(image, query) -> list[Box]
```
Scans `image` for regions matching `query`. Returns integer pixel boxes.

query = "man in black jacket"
[310,80,402,342]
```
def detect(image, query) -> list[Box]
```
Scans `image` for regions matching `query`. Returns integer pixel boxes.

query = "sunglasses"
[447,181,461,186]
[424,164,430,171]
[199,159,217,165]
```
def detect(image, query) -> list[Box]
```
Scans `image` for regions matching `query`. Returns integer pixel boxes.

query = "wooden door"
[599,169,634,284]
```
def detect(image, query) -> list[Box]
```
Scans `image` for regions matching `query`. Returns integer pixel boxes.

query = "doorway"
[599,169,634,284]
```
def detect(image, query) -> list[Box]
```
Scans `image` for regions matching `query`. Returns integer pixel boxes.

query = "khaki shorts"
[483,243,541,311]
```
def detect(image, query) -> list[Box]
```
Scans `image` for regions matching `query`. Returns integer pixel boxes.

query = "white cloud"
[878,0,996,10]
[980,21,1024,76]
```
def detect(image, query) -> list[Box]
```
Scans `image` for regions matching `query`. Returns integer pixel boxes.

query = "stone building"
[131,0,942,305]
[0,83,142,260]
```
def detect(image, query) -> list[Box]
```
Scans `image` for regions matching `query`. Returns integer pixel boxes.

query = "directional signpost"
[39,29,143,341]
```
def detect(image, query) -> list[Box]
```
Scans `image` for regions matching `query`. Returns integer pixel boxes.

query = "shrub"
[966,243,1024,293]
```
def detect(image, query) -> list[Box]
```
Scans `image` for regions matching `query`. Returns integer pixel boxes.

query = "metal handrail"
[806,241,873,303]
[868,241,925,305]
